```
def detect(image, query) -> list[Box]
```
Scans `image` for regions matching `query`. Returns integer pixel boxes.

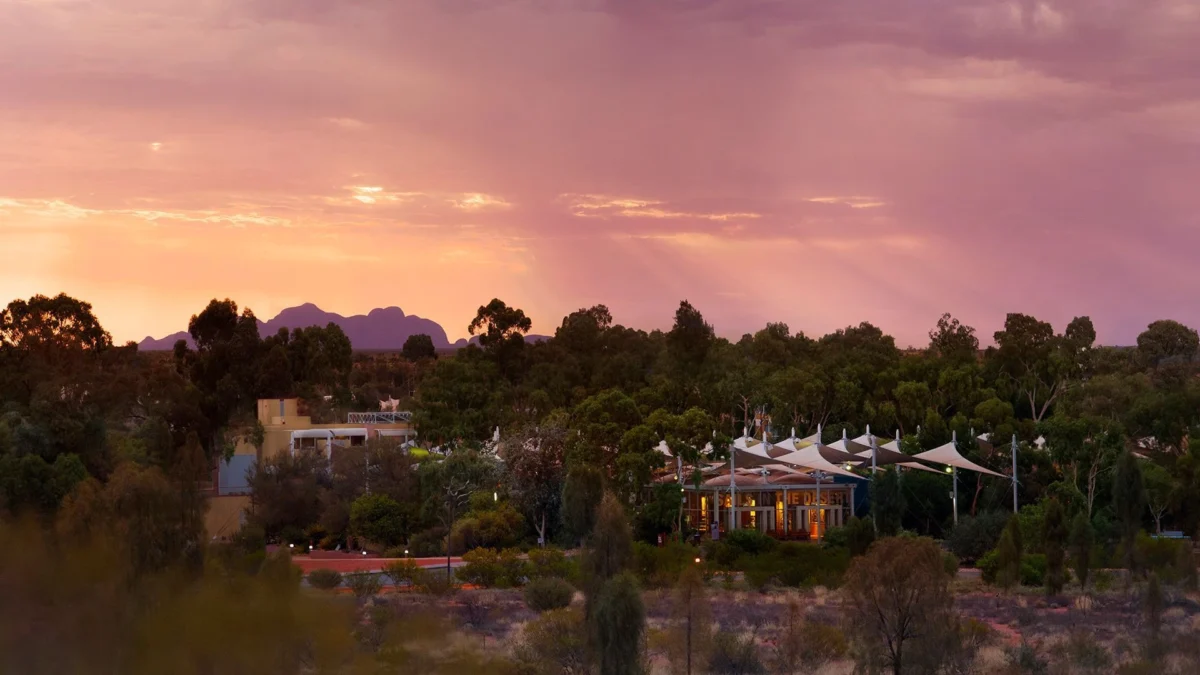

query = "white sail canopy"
[772,443,863,479]
[878,440,946,474]
[853,438,934,470]
[914,442,1006,477]
[821,439,864,464]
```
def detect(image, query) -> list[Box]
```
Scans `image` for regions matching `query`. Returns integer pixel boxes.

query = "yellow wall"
[237,398,415,461]
[257,398,301,425]
[206,495,251,539]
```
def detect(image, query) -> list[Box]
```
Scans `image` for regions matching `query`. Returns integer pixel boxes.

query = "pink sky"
[2,0,1198,347]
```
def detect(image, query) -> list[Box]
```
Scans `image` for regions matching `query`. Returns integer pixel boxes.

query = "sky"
[2,0,1199,347]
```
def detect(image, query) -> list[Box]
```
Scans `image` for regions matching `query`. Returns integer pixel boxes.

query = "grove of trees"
[5,291,1200,673]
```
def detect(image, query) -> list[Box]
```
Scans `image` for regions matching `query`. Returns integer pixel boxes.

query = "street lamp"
[945,465,958,526]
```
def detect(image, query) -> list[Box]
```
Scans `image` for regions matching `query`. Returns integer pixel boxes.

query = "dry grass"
[372,579,1200,674]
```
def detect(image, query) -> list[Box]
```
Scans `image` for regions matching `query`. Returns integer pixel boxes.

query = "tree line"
[5,292,1200,551]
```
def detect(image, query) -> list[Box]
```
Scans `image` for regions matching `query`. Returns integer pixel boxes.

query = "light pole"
[946,465,957,526]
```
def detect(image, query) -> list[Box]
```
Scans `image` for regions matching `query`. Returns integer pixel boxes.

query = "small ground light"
[404,549,409,557]
[289,543,294,549]
[694,557,701,564]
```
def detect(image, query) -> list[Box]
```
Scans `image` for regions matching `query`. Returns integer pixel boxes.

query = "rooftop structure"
[206,398,417,539]
[654,424,1010,541]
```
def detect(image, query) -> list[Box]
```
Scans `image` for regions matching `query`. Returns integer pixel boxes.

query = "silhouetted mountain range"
[137,303,548,351]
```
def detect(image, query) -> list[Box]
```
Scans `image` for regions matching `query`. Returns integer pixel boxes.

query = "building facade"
[204,398,416,539]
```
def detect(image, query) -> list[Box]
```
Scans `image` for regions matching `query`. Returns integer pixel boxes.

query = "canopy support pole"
[869,425,878,536]
[951,430,959,526]
[729,441,737,532]
[952,466,958,526]
[1011,434,1019,514]
[815,474,822,543]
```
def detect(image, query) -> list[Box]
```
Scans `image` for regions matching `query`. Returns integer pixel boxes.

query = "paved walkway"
[292,556,463,574]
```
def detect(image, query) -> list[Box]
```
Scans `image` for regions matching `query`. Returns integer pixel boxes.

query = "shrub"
[1135,532,1185,581]
[741,554,777,591]
[459,590,498,628]
[737,543,849,590]
[633,541,697,588]
[945,511,1010,563]
[1021,554,1047,587]
[498,547,529,586]
[777,542,849,588]
[725,528,777,557]
[1017,502,1046,555]
[1062,631,1112,673]
[978,549,1000,584]
[307,568,343,590]
[232,523,266,554]
[513,608,588,674]
[448,503,523,554]
[459,548,502,587]
[1175,543,1197,591]
[344,571,383,599]
[943,551,960,577]
[350,493,408,548]
[413,568,457,596]
[845,516,877,556]
[708,630,767,674]
[944,617,992,674]
[996,516,1023,590]
[774,607,847,675]
[528,546,573,580]
[1005,640,1049,675]
[408,527,446,557]
[382,558,422,588]
[457,547,528,588]
[524,577,575,612]
[980,550,1059,587]
[383,545,409,558]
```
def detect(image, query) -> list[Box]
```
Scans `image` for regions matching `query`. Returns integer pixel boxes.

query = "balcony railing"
[346,411,413,424]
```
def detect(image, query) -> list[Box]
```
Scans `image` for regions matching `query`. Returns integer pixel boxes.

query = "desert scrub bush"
[306,568,343,590]
[527,546,574,580]
[382,558,422,588]
[344,571,383,600]
[458,547,529,588]
[524,577,575,612]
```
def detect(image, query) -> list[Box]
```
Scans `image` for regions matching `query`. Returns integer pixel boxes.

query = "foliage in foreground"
[0,521,505,675]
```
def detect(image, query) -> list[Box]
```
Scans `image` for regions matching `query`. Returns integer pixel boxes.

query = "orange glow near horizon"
[2,1,1199,345]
